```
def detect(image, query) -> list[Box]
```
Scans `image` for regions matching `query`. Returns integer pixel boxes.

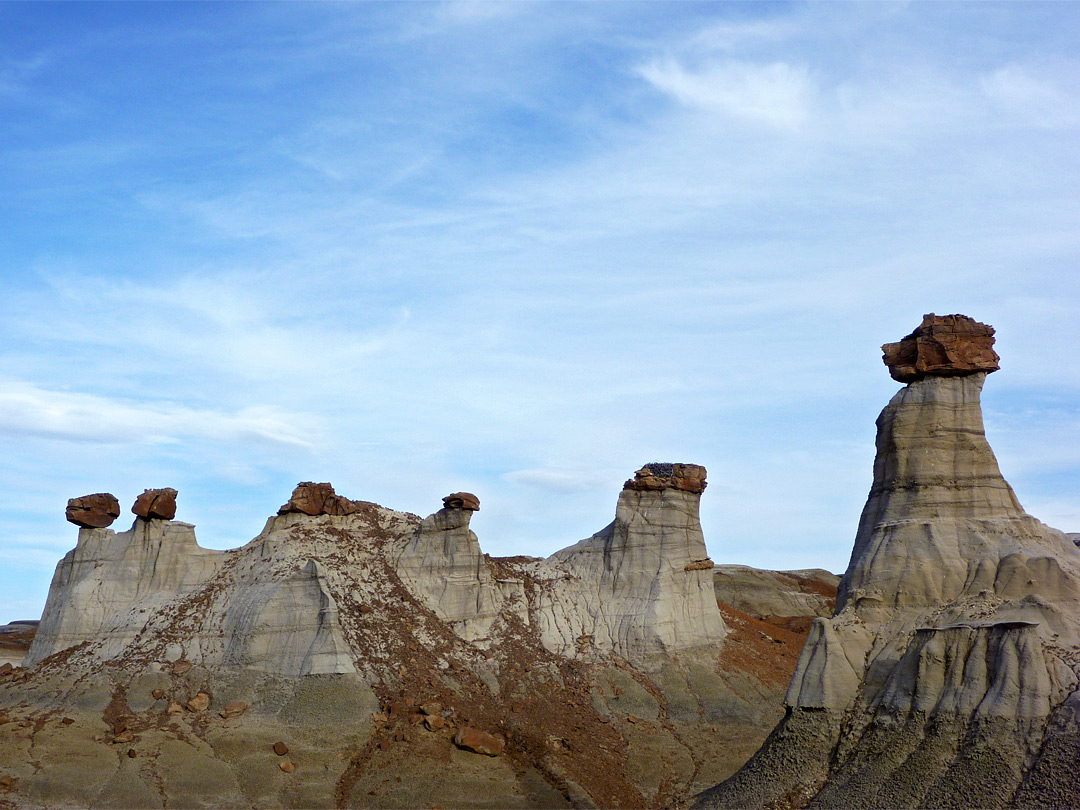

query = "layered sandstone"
[530,462,725,661]
[697,316,1080,810]
[882,312,999,383]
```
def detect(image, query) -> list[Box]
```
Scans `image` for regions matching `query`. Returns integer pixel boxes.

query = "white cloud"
[503,467,620,494]
[0,381,313,448]
[638,58,815,130]
[980,64,1080,129]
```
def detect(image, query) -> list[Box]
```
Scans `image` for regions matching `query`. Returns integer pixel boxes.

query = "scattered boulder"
[273,741,289,756]
[278,482,357,516]
[623,463,707,494]
[186,692,210,712]
[279,761,295,773]
[442,492,480,511]
[151,689,165,700]
[453,726,504,756]
[881,312,999,383]
[65,493,121,529]
[132,488,177,520]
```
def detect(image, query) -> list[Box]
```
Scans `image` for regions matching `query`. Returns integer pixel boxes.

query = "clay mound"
[697,315,1080,810]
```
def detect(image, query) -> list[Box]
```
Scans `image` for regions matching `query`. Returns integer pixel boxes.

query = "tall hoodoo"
[533,462,725,662]
[698,314,1080,810]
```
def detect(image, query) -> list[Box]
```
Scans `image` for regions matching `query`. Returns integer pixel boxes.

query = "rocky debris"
[273,741,288,756]
[697,316,1080,810]
[624,462,707,493]
[278,481,357,516]
[219,701,248,719]
[685,559,714,571]
[65,493,121,528]
[442,492,480,511]
[0,664,11,677]
[131,487,177,520]
[882,312,1000,383]
[453,726,505,756]
[186,692,210,712]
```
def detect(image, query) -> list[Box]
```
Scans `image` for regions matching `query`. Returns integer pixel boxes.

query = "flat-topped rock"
[65,493,121,528]
[132,488,177,520]
[882,312,1000,383]
[278,482,357,516]
[623,462,707,494]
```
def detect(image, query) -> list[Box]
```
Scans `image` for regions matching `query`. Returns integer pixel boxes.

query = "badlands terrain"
[1,313,1078,809]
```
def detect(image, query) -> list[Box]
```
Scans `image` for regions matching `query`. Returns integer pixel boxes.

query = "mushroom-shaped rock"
[623,462,707,494]
[881,312,999,383]
[442,492,480,511]
[278,482,357,516]
[132,488,177,520]
[65,493,121,529]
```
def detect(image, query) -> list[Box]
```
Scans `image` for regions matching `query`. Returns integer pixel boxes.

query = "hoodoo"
[697,314,1080,810]
[3,464,806,809]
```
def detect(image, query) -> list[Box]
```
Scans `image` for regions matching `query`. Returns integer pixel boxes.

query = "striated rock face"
[65,493,121,529]
[131,487,177,520]
[697,316,1080,810]
[278,481,357,516]
[882,312,1000,383]
[395,494,517,642]
[531,463,725,661]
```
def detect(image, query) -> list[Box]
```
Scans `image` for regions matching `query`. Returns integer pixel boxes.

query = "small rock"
[171,660,193,675]
[151,689,165,700]
[219,701,248,719]
[0,663,12,677]
[112,731,134,744]
[61,717,74,725]
[0,774,13,789]
[167,701,184,715]
[452,726,504,756]
[273,741,289,756]
[279,761,295,773]
[423,715,446,731]
[127,748,137,758]
[186,692,210,712]
[419,701,442,716]
[409,713,424,725]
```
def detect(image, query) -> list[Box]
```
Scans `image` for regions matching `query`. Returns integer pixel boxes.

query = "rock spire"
[697,315,1080,810]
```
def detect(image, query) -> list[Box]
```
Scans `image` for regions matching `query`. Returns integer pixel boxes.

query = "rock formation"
[882,312,1000,382]
[278,481,357,516]
[65,493,121,528]
[528,462,725,661]
[3,466,801,809]
[697,315,1080,810]
[131,487,178,520]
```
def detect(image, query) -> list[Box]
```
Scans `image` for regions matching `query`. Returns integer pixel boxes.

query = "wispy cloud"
[0,381,313,447]
[639,58,815,130]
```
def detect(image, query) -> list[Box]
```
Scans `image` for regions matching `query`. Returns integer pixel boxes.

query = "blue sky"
[2,2,1080,624]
